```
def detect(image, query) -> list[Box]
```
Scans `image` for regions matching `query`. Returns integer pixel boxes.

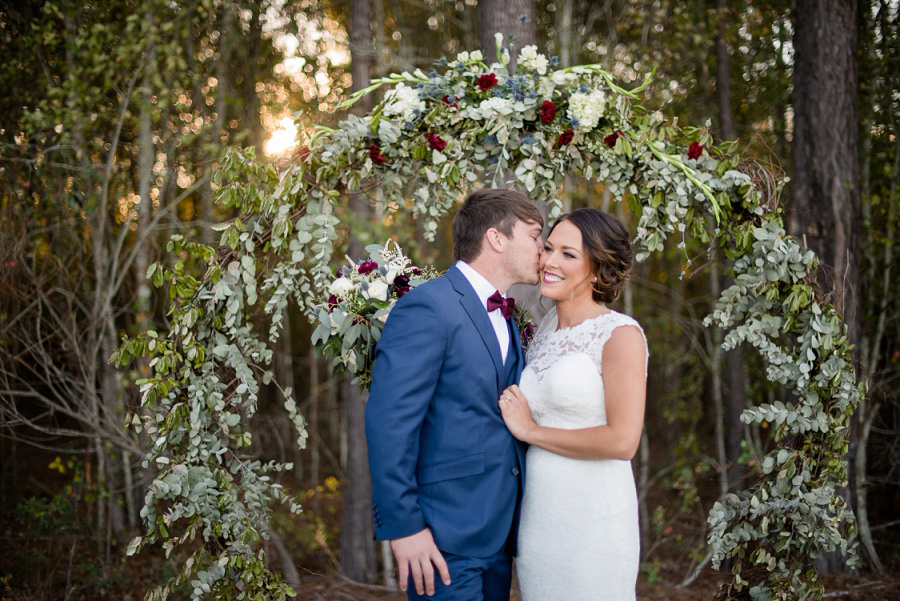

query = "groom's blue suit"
[366,265,527,597]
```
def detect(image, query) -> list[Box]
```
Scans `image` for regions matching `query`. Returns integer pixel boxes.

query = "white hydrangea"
[382,83,426,122]
[567,89,607,131]
[518,45,549,75]
[476,97,514,120]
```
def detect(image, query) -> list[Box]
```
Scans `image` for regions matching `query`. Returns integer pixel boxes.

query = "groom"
[365,188,544,600]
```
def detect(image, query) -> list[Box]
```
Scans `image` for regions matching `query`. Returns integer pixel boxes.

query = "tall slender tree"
[340,0,378,584]
[791,0,861,574]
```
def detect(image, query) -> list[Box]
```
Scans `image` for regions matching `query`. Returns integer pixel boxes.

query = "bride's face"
[539,220,595,303]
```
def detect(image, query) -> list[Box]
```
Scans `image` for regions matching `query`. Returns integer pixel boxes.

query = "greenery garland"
[114,37,862,600]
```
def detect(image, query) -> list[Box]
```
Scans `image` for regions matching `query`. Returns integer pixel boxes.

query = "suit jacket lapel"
[447,267,504,386]
[507,318,524,383]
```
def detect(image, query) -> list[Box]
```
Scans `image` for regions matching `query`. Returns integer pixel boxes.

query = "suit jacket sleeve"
[365,288,447,540]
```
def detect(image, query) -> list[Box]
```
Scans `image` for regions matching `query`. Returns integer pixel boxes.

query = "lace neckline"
[550,309,618,335]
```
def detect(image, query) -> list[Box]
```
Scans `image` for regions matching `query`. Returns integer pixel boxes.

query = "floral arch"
[117,40,862,601]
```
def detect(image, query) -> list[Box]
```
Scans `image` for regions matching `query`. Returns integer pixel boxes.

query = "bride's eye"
[543,245,552,253]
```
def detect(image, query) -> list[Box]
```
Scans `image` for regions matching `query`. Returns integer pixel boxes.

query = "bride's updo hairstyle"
[550,208,633,304]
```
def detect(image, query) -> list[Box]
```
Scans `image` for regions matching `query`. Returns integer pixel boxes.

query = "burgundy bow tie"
[487,290,515,320]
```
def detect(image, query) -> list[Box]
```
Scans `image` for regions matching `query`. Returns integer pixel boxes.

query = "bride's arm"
[499,325,646,461]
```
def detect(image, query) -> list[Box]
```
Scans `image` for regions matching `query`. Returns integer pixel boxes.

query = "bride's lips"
[542,271,563,284]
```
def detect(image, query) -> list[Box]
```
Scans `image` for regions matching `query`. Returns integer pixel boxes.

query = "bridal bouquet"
[311,240,438,388]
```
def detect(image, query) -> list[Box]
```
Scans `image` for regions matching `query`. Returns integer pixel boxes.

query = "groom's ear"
[484,227,505,254]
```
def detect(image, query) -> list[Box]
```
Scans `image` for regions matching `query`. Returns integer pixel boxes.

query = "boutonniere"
[513,306,536,354]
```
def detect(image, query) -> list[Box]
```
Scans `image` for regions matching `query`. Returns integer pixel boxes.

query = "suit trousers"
[405,548,512,601]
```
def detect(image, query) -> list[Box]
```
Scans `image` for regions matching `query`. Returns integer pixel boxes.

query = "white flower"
[494,32,504,48]
[477,97,514,119]
[537,77,556,98]
[329,277,354,298]
[551,71,576,86]
[382,83,426,123]
[567,89,607,131]
[519,45,538,61]
[470,50,483,61]
[363,279,389,302]
[518,46,549,75]
[456,51,470,63]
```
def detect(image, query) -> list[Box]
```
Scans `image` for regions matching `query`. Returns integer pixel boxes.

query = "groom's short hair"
[452,188,543,262]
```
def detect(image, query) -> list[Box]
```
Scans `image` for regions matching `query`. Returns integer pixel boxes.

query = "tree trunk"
[339,0,377,583]
[713,0,736,141]
[477,0,536,69]
[712,0,748,494]
[792,0,860,574]
[791,0,860,349]
[340,381,377,583]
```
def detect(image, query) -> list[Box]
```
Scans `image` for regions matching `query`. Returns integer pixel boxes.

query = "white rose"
[537,78,556,98]
[456,51,470,63]
[551,71,575,86]
[328,277,354,298]
[470,50,483,61]
[519,45,538,61]
[363,279,389,302]
[478,97,513,119]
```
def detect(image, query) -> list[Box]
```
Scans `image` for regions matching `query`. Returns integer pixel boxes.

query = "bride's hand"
[498,385,538,443]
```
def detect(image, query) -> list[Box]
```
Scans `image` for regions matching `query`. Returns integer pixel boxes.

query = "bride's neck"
[555,297,608,329]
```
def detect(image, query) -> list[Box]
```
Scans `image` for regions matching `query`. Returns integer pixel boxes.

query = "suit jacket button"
[511,467,520,476]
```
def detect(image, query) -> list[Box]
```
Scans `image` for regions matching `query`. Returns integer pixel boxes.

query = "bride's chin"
[539,284,560,300]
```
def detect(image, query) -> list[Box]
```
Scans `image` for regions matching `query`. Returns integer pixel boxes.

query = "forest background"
[0,0,897,599]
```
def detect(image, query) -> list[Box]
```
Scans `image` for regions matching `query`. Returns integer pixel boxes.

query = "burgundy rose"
[327,294,340,311]
[441,95,459,109]
[427,133,447,152]
[477,73,498,91]
[604,131,622,148]
[358,261,378,275]
[410,267,422,276]
[540,101,556,124]
[557,129,575,147]
[369,144,387,165]
[393,274,411,297]
[688,142,704,160]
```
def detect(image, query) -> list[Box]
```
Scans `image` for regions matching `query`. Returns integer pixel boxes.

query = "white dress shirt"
[456,261,510,363]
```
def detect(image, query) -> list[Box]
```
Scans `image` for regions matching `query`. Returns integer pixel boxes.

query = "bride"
[497,208,647,600]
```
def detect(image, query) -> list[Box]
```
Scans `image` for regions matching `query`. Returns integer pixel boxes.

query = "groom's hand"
[390,528,451,596]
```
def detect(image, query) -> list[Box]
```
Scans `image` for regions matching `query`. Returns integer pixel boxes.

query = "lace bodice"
[521,306,647,429]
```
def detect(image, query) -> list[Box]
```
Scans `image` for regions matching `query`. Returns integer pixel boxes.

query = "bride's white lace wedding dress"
[515,306,647,600]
